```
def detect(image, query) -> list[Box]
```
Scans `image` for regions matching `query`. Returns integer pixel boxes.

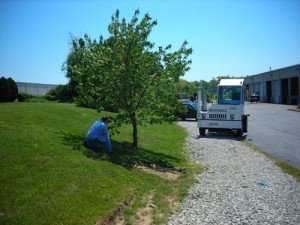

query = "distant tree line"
[0,75,239,104]
[44,76,231,104]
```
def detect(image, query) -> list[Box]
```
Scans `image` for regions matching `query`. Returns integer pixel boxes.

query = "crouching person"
[85,116,112,155]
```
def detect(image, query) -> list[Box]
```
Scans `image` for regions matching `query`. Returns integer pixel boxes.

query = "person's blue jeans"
[86,137,112,153]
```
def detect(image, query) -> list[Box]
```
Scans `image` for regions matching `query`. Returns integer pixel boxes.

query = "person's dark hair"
[102,116,111,123]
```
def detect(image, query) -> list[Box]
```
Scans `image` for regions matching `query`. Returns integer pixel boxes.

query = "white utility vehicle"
[197,79,249,136]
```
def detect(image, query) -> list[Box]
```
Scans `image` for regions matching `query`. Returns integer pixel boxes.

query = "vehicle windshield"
[218,86,241,105]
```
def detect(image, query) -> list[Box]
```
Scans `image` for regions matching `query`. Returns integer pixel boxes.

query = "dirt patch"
[96,189,136,225]
[96,190,158,225]
[130,191,155,225]
[96,165,183,225]
[135,164,183,180]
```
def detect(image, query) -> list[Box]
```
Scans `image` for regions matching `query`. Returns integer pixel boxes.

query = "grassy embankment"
[0,102,200,225]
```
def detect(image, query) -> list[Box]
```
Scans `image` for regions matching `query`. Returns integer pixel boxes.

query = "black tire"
[199,128,206,136]
[236,130,242,136]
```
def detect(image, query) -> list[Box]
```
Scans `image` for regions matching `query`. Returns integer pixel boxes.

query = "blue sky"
[0,0,299,85]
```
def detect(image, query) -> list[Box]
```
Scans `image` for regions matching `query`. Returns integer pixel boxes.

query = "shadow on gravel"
[177,121,247,141]
[176,118,198,122]
[196,132,247,141]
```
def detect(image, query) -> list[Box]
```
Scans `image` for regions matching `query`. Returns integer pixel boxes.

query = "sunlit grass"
[0,102,199,225]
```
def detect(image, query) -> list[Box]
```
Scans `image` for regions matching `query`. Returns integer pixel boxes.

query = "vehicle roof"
[179,99,195,104]
[219,79,244,86]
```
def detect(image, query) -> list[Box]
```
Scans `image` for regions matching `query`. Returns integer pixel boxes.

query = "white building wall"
[16,82,57,96]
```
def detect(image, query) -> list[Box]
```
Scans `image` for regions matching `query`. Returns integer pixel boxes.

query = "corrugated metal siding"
[16,82,57,96]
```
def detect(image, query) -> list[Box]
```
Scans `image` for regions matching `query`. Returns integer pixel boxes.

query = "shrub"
[17,93,26,102]
[18,92,34,102]
[44,88,57,101]
[26,95,48,102]
[17,92,47,102]
[45,84,73,102]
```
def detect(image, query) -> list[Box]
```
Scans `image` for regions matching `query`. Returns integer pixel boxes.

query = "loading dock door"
[266,81,272,103]
[291,77,299,105]
[281,78,288,104]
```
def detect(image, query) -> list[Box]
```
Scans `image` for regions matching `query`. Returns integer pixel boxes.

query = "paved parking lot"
[244,103,300,170]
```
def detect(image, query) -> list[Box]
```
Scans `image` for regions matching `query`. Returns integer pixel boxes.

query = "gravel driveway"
[167,121,300,225]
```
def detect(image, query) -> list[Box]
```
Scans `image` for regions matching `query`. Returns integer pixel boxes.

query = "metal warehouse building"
[244,64,300,105]
[16,82,57,96]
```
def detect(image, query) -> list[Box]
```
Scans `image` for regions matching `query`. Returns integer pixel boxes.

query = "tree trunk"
[131,114,138,147]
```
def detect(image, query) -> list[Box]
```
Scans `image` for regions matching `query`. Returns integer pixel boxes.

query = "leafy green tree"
[69,9,192,147]
[0,77,8,102]
[62,37,86,104]
[173,79,189,97]
[0,76,18,102]
[206,78,219,90]
[7,78,18,101]
[173,79,202,100]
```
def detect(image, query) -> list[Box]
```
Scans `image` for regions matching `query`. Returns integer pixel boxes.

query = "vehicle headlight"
[201,112,206,119]
[230,114,235,120]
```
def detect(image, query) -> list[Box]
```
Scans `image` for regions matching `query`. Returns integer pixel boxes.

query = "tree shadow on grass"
[59,131,85,150]
[59,131,182,170]
[109,140,182,169]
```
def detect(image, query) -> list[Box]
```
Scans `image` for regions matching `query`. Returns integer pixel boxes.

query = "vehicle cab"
[197,79,249,136]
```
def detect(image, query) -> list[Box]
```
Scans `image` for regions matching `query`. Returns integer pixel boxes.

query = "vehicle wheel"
[236,130,242,136]
[199,128,206,136]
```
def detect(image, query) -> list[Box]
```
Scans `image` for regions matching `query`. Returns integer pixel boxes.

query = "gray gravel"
[167,121,300,225]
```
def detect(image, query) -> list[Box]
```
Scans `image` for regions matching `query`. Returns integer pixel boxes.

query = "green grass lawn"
[0,102,198,225]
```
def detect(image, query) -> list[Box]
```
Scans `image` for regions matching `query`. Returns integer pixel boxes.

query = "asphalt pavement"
[244,103,300,170]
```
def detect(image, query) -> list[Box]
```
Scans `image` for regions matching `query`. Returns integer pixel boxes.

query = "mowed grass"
[0,102,198,225]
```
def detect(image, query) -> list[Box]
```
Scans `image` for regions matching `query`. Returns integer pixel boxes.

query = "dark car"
[250,92,260,103]
[177,99,198,120]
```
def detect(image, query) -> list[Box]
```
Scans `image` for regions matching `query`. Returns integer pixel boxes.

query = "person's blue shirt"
[86,119,112,152]
[86,120,108,142]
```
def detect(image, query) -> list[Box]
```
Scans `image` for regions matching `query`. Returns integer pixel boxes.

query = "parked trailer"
[197,79,249,136]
